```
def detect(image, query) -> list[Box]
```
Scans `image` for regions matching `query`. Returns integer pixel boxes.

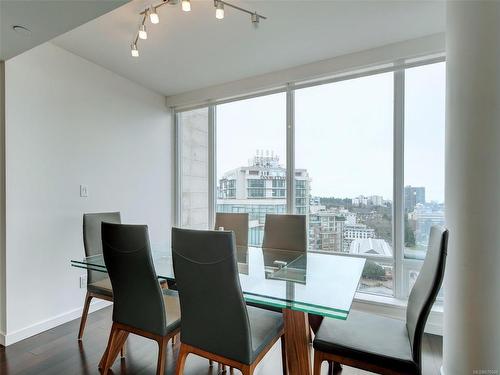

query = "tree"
[362,260,386,280]
[405,216,416,247]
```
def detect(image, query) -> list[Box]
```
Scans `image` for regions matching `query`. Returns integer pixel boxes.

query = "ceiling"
[0,0,129,61]
[49,0,446,97]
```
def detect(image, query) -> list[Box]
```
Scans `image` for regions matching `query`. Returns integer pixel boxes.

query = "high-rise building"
[407,203,445,247]
[404,185,426,212]
[308,211,345,252]
[217,152,310,245]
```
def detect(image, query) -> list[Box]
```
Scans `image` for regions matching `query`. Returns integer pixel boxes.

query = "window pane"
[216,93,286,246]
[404,62,445,298]
[179,108,209,229]
[295,72,394,296]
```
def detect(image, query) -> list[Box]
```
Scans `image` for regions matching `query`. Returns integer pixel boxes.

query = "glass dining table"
[71,245,365,375]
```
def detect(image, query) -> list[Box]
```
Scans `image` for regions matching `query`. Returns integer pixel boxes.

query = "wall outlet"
[80,184,88,198]
[79,275,87,288]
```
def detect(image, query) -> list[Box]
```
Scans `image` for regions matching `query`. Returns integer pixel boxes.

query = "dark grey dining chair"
[172,228,286,375]
[215,212,249,247]
[262,214,307,252]
[78,212,121,340]
[313,226,449,375]
[99,223,181,375]
[261,213,335,372]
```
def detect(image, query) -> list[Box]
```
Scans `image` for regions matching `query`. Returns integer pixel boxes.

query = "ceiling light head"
[215,0,224,20]
[149,6,159,24]
[131,43,139,57]
[181,0,191,12]
[251,12,260,24]
[138,24,148,40]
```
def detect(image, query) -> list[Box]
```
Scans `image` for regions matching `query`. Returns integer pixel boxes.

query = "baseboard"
[0,299,111,346]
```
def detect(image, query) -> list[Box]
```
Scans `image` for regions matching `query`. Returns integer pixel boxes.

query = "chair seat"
[88,278,113,297]
[162,289,181,333]
[313,310,419,374]
[247,306,284,364]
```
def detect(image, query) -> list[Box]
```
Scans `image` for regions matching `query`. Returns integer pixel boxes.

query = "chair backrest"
[215,213,249,247]
[102,222,167,336]
[406,226,448,368]
[83,212,121,284]
[262,214,307,252]
[172,227,253,364]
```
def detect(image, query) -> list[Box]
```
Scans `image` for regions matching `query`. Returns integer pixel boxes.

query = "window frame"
[174,55,445,300]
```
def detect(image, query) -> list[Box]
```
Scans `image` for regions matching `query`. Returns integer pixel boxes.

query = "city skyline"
[216,62,445,202]
[218,150,443,204]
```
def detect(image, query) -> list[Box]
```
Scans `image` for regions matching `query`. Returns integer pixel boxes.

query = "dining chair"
[78,212,121,340]
[262,214,307,251]
[261,213,336,372]
[99,223,181,375]
[213,213,250,373]
[172,227,287,375]
[313,226,449,375]
[78,212,170,343]
[215,212,249,247]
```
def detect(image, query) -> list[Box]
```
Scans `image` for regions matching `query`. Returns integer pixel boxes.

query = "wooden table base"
[283,309,311,375]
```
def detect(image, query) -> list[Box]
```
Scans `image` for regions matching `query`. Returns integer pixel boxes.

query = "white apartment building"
[217,152,310,245]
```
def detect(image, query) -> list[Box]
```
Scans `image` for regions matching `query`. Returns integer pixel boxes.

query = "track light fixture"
[215,0,224,20]
[129,0,267,57]
[130,43,139,57]
[181,0,191,12]
[149,5,159,24]
[138,24,148,40]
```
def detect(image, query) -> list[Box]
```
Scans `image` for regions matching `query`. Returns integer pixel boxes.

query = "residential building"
[404,186,426,212]
[217,152,309,245]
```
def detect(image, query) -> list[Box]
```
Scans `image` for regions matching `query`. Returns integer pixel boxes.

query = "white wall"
[0,61,6,345]
[166,33,445,108]
[3,43,172,344]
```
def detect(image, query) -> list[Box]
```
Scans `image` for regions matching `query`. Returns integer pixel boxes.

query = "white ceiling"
[52,0,446,97]
[0,0,129,61]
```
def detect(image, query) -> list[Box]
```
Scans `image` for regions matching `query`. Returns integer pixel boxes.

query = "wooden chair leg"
[101,325,120,373]
[313,350,323,375]
[175,343,189,375]
[102,328,129,373]
[218,363,227,372]
[241,364,253,375]
[157,336,168,375]
[77,292,92,340]
[120,343,126,358]
[281,336,288,375]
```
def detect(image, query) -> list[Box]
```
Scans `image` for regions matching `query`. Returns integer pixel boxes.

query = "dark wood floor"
[0,306,443,375]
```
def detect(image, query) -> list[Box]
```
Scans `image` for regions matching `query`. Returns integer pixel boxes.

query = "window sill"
[351,292,443,335]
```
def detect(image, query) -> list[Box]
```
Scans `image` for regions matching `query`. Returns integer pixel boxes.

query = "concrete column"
[444,1,500,374]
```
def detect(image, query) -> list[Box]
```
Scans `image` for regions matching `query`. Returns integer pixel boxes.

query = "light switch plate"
[80,184,88,197]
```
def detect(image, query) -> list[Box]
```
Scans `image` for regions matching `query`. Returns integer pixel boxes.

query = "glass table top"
[71,245,365,320]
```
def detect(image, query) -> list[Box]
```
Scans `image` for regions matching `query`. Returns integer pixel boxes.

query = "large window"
[216,93,286,246]
[403,62,446,297]
[176,59,446,299]
[295,72,394,296]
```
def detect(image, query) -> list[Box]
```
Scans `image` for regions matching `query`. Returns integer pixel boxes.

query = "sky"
[216,62,445,203]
